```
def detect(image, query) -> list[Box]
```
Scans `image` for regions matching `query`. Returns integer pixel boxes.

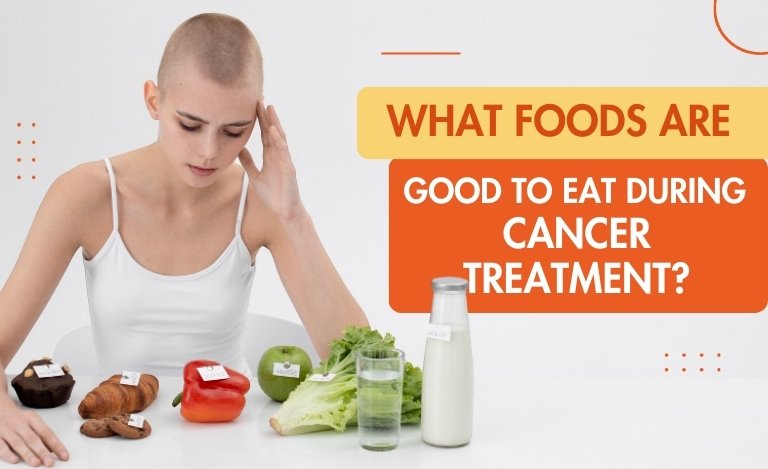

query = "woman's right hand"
[0,396,68,467]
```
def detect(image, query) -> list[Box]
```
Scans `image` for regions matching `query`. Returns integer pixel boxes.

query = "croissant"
[78,374,159,419]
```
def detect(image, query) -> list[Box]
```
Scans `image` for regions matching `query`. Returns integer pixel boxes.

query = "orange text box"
[389,160,768,313]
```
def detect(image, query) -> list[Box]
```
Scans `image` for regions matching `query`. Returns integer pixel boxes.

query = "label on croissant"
[308,373,336,382]
[197,365,230,382]
[120,371,141,386]
[272,362,301,378]
[128,414,145,429]
[33,364,65,378]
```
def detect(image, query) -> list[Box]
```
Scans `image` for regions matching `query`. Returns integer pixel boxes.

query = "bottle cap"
[432,277,468,292]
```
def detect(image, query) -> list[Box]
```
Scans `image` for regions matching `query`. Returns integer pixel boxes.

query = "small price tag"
[427,324,452,342]
[197,365,230,382]
[308,373,336,382]
[120,371,141,386]
[272,362,301,378]
[33,364,65,378]
[127,414,145,429]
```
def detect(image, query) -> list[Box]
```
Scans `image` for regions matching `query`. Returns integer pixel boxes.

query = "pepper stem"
[172,392,183,407]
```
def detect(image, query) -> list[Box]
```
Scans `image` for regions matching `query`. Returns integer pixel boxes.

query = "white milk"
[421,326,473,446]
[421,277,474,447]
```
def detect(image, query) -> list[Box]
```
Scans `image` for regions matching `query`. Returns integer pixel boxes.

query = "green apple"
[257,345,312,402]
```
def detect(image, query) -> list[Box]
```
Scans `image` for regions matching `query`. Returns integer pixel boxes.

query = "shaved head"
[157,13,263,98]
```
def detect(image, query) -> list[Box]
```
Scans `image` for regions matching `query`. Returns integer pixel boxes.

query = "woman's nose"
[199,131,218,160]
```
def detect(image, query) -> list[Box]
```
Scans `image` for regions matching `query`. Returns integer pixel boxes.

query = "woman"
[0,13,367,466]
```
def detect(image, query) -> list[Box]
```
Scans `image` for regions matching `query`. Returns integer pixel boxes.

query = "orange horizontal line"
[381,51,461,56]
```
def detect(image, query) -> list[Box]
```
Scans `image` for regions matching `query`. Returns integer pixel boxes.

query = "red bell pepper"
[172,359,251,422]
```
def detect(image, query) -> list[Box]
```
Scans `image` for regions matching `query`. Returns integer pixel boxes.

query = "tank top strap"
[103,158,119,231]
[235,171,249,237]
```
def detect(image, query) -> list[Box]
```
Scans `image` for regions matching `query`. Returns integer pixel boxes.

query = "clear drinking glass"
[355,347,405,451]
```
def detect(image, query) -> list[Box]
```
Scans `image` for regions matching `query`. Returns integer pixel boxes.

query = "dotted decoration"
[663,351,723,374]
[14,121,38,181]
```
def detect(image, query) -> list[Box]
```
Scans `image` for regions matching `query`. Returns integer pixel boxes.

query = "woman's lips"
[188,165,216,177]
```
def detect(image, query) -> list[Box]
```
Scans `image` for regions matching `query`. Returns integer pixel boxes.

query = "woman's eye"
[179,123,199,132]
[179,122,242,138]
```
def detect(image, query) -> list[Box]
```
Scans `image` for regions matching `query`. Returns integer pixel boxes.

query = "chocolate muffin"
[11,358,76,409]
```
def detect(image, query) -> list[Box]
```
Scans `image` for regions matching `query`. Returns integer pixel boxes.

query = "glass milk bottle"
[421,277,473,447]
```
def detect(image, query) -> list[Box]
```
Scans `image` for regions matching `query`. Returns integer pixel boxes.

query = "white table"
[6,375,768,469]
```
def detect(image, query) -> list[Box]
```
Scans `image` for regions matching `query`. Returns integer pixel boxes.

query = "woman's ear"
[144,80,161,120]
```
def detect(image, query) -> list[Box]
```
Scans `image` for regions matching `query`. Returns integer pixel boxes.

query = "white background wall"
[1,0,766,377]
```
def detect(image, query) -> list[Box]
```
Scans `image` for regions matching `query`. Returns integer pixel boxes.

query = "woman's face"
[148,63,260,188]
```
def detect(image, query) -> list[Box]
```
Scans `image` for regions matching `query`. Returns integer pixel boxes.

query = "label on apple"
[127,414,145,429]
[120,371,141,386]
[426,324,452,342]
[33,364,65,378]
[197,365,230,381]
[272,362,301,378]
[308,373,336,382]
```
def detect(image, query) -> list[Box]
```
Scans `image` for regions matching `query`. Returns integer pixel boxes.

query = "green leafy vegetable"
[269,326,422,435]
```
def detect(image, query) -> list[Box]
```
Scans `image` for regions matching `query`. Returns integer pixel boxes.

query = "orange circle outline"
[714,0,768,55]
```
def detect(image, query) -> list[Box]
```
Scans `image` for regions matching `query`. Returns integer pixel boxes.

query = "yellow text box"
[357,87,768,159]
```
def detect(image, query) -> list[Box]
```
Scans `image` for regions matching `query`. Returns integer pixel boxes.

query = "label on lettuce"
[308,373,336,382]
[272,362,301,378]
[33,364,65,378]
[197,365,230,381]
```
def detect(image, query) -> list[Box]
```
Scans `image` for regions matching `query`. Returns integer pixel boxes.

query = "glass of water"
[356,347,405,451]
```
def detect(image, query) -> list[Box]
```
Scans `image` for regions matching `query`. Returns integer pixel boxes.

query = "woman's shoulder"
[50,159,111,202]
[45,154,136,217]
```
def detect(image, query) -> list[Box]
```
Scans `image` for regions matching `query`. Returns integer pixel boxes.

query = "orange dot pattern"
[663,351,723,374]
[14,121,38,181]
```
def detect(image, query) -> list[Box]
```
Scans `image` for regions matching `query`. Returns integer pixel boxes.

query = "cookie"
[80,418,117,438]
[107,414,152,439]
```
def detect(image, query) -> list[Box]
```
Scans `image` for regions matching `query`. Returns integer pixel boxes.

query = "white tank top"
[83,158,256,376]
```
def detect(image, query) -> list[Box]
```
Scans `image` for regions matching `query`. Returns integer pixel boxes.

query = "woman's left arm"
[239,102,368,359]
